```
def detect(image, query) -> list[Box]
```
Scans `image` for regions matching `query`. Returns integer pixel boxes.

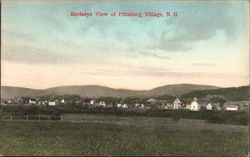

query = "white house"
[90,100,95,105]
[1,103,7,106]
[135,103,140,108]
[61,99,65,103]
[99,101,106,107]
[29,99,37,104]
[37,101,43,105]
[122,104,128,108]
[141,104,145,109]
[190,98,201,111]
[224,101,249,111]
[0,99,7,106]
[42,101,48,105]
[226,105,238,111]
[173,98,182,109]
[147,98,156,103]
[163,103,174,109]
[48,101,56,106]
[206,103,213,110]
[117,103,122,108]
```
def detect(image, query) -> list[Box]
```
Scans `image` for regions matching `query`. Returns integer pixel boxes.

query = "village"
[1,95,249,112]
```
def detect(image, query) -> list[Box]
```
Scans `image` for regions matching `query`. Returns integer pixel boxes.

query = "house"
[29,99,37,104]
[173,98,182,109]
[48,101,56,106]
[162,103,173,109]
[42,101,48,105]
[37,101,44,105]
[90,100,95,105]
[7,99,14,104]
[140,104,145,109]
[134,103,145,109]
[190,97,201,111]
[161,104,166,109]
[122,104,128,108]
[75,99,82,105]
[117,103,122,108]
[206,103,213,110]
[0,99,7,106]
[224,101,249,111]
[15,98,22,104]
[61,99,65,103]
[20,97,30,104]
[185,104,191,110]
[99,101,106,107]
[225,105,238,111]
[134,103,140,108]
[147,98,156,103]
[0,102,7,106]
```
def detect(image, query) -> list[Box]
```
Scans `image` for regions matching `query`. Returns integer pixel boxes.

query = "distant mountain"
[1,86,43,99]
[44,85,144,98]
[1,84,220,99]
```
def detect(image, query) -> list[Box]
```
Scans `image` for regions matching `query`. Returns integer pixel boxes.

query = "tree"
[156,95,175,102]
[210,97,226,108]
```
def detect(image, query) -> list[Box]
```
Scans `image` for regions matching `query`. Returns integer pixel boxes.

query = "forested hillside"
[181,86,250,101]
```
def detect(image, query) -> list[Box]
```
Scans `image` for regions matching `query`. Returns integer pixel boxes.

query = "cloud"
[132,67,248,79]
[156,35,192,52]
[78,15,114,36]
[1,46,109,65]
[138,50,171,60]
[42,15,66,33]
[192,63,215,67]
[80,69,119,76]
[3,45,143,67]
[2,46,65,64]
[3,29,38,42]
[77,66,247,80]
[152,3,236,52]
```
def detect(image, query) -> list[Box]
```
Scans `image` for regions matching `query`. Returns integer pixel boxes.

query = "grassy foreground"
[0,121,248,156]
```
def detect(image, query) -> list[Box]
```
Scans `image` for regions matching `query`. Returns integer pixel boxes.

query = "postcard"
[1,0,249,156]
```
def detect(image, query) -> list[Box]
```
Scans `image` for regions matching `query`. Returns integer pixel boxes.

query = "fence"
[1,115,84,122]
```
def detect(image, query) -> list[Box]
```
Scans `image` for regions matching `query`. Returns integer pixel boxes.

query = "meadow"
[2,105,249,125]
[0,121,248,156]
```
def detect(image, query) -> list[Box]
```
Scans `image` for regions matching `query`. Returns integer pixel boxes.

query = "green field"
[2,105,249,125]
[0,121,248,156]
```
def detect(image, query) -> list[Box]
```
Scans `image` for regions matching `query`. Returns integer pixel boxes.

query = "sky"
[1,0,249,90]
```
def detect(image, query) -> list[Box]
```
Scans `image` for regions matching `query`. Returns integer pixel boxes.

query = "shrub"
[207,115,224,124]
[238,117,248,125]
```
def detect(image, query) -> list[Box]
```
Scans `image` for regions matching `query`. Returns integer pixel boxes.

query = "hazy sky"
[1,1,249,90]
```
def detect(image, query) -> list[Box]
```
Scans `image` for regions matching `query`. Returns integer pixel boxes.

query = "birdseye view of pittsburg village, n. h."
[1,1,250,157]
